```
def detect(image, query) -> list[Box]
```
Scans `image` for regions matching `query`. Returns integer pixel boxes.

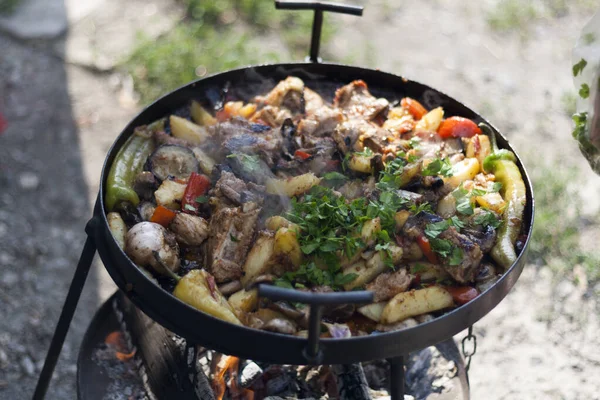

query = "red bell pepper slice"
[416,235,439,264]
[445,286,479,305]
[150,205,177,227]
[437,117,482,138]
[294,150,312,160]
[401,97,428,120]
[181,172,211,214]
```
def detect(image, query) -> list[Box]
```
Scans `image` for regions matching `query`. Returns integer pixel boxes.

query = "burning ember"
[105,331,136,362]
[212,356,254,400]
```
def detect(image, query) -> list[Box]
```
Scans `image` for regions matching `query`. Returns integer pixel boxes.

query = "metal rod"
[257,284,373,305]
[310,9,323,63]
[33,234,97,400]
[306,304,323,361]
[275,1,363,16]
[388,355,405,400]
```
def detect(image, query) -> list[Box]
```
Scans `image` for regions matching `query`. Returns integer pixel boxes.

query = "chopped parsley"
[195,195,209,204]
[410,263,427,274]
[408,137,421,149]
[376,154,408,190]
[184,204,197,212]
[227,153,262,173]
[473,210,502,229]
[453,186,474,216]
[230,234,239,242]
[409,202,434,215]
[424,220,450,239]
[422,158,453,177]
[322,171,348,186]
[448,247,464,266]
[429,238,453,258]
[573,58,587,77]
[355,147,374,157]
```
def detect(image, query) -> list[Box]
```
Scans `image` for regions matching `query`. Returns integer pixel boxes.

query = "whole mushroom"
[125,221,180,275]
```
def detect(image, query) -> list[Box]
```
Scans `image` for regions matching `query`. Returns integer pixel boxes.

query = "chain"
[461,325,477,372]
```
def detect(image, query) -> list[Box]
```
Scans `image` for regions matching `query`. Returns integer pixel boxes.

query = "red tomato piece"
[445,286,479,305]
[150,205,177,227]
[437,117,482,138]
[181,172,211,214]
[294,150,312,160]
[416,235,439,264]
[401,97,428,120]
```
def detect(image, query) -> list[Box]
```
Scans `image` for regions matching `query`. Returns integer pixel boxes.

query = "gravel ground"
[0,1,599,399]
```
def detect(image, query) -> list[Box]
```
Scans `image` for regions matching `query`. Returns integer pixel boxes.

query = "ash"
[92,343,147,400]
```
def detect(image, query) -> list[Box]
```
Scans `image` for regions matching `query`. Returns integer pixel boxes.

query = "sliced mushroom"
[262,318,297,335]
[218,280,243,296]
[148,144,199,181]
[125,222,180,275]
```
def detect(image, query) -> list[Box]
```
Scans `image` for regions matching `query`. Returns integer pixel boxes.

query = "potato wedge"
[357,302,387,322]
[343,247,403,290]
[444,158,479,190]
[170,115,210,144]
[107,212,127,249]
[415,107,444,132]
[265,173,321,197]
[228,288,258,313]
[348,153,375,174]
[191,147,216,175]
[265,216,300,233]
[436,193,457,218]
[408,262,450,281]
[273,227,302,268]
[154,179,187,210]
[380,286,454,324]
[475,192,506,214]
[394,210,411,230]
[465,134,491,172]
[173,270,241,325]
[241,232,275,287]
[190,101,217,126]
[361,218,381,246]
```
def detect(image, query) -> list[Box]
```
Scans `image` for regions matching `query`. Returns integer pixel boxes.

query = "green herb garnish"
[573,58,587,77]
[422,158,453,177]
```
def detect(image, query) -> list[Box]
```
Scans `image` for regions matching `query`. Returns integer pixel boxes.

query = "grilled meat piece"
[333,80,389,121]
[133,171,158,201]
[170,213,209,247]
[250,106,292,127]
[297,106,344,137]
[255,76,305,113]
[304,87,325,114]
[153,130,190,147]
[439,227,483,283]
[207,203,260,283]
[213,171,265,205]
[366,269,413,302]
[333,119,377,154]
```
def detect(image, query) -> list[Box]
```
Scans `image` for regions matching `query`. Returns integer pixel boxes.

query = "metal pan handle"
[274,1,364,63]
[258,284,373,363]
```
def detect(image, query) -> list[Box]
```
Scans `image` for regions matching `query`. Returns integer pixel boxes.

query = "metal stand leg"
[33,232,97,400]
[388,355,405,400]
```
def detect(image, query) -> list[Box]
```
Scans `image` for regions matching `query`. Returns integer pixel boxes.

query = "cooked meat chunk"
[333,80,389,121]
[207,203,260,283]
[170,213,209,247]
[439,227,483,283]
[303,87,325,114]
[402,212,445,239]
[257,76,305,113]
[366,269,413,302]
[250,106,292,127]
[133,171,158,200]
[153,130,190,147]
[213,171,265,205]
[333,120,376,154]
[297,106,344,137]
[462,225,497,253]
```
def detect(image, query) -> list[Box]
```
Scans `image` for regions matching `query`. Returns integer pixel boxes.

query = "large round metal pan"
[91,62,534,365]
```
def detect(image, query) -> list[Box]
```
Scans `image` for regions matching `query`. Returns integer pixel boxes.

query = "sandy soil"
[0,0,599,399]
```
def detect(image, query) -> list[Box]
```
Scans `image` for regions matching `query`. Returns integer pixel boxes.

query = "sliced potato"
[173,270,241,325]
[154,179,187,210]
[238,103,257,119]
[107,212,127,249]
[343,247,403,290]
[361,218,381,246]
[265,216,300,233]
[357,302,387,322]
[273,227,302,268]
[408,262,450,281]
[475,192,506,214]
[265,173,321,197]
[190,101,217,126]
[444,158,479,190]
[254,308,287,324]
[191,147,216,175]
[381,286,454,324]
[437,193,457,218]
[348,153,375,174]
[241,232,275,287]
[394,210,411,230]
[170,115,210,144]
[465,134,491,172]
[228,288,258,313]
[415,107,444,132]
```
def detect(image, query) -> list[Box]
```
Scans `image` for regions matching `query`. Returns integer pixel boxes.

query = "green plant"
[560,91,577,117]
[124,0,335,104]
[487,0,539,33]
[528,162,600,283]
[0,0,22,15]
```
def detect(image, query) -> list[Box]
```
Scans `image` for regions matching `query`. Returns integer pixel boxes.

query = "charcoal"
[239,361,264,388]
[266,373,293,395]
